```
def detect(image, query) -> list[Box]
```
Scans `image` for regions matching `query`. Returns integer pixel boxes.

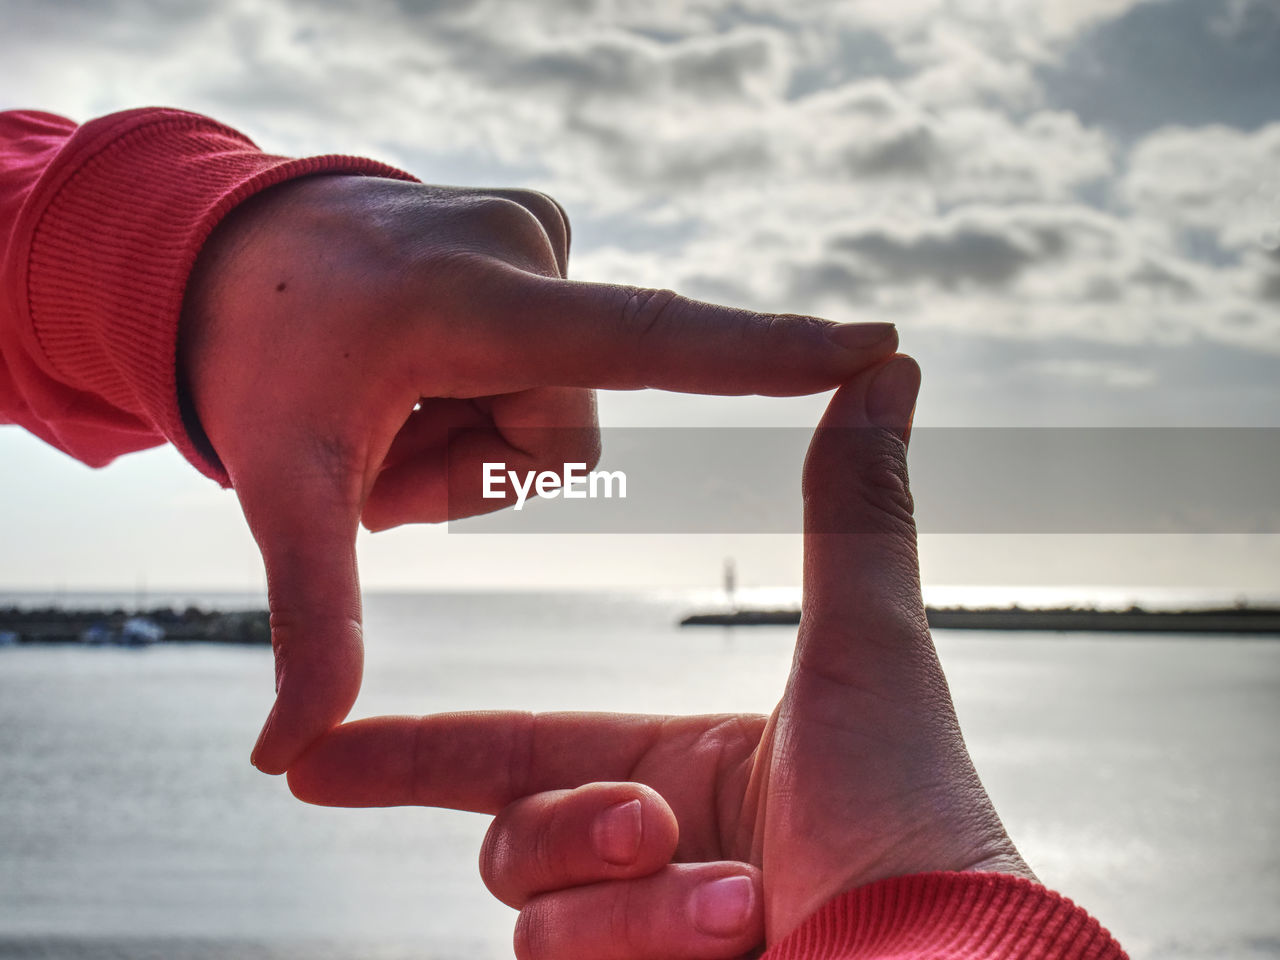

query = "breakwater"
[0,606,270,645]
[680,605,1280,634]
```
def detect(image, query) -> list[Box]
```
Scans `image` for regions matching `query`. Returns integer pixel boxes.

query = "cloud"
[6,0,1278,410]
[898,22,1042,112]
[459,28,786,103]
[1042,0,1280,137]
[783,205,1125,299]
[1122,122,1280,255]
[827,211,1076,289]
[1256,250,1280,302]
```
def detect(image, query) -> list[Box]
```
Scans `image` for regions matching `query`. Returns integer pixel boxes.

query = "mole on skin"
[275,281,287,292]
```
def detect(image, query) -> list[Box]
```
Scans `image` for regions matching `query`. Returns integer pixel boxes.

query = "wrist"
[767,872,1127,960]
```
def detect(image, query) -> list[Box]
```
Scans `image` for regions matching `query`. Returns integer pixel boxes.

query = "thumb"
[234,465,365,776]
[774,357,1031,941]
[798,355,924,679]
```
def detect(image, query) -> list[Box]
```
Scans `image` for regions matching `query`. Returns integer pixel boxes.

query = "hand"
[179,175,900,773]
[286,356,1035,958]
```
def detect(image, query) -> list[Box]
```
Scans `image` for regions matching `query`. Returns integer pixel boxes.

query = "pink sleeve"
[0,107,416,485]
[763,872,1128,960]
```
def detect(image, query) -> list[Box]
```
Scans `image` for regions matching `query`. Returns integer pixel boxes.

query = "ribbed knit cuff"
[764,872,1128,960]
[16,107,417,485]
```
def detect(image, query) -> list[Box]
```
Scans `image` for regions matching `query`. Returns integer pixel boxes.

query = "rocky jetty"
[680,605,1280,634]
[0,605,271,645]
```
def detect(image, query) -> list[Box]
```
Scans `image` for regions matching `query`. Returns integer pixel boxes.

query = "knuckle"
[803,428,916,532]
[502,189,571,243]
[860,440,916,524]
[503,712,537,803]
[755,311,831,343]
[733,312,831,360]
[532,803,567,891]
[471,196,561,274]
[307,432,366,498]
[607,881,643,955]
[472,196,545,242]
[619,287,683,341]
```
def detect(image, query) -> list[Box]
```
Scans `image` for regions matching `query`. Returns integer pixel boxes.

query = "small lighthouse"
[723,558,737,611]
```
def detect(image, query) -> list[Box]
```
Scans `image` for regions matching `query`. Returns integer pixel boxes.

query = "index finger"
[436,264,899,397]
[285,711,740,813]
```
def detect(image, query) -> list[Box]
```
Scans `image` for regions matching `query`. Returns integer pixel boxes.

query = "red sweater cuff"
[15,107,417,484]
[764,872,1128,960]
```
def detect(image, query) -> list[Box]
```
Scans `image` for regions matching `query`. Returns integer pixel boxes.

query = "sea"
[1,587,1277,960]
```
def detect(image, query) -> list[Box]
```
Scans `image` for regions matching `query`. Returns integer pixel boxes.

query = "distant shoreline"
[7,602,1280,644]
[680,605,1280,634]
[0,606,270,645]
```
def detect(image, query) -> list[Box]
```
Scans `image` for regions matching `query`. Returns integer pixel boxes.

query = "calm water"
[1,591,1278,959]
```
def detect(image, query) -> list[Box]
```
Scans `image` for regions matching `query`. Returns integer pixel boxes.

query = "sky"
[2,0,1279,594]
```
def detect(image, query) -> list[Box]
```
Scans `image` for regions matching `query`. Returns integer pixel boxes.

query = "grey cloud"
[1122,122,1280,265]
[464,27,785,103]
[907,330,1280,426]
[1129,259,1198,299]
[750,202,1257,350]
[784,27,907,98]
[797,81,943,179]
[822,210,1099,289]
[389,0,483,16]
[668,32,780,98]
[1082,275,1125,303]
[843,123,938,177]
[623,136,776,189]
[568,210,703,254]
[1260,251,1280,302]
[4,0,216,60]
[1043,0,1280,138]
[837,229,1033,287]
[502,40,648,95]
[1080,260,1201,303]
[563,112,776,190]
[805,79,911,118]
[809,98,1116,202]
[786,260,869,305]
[678,273,759,307]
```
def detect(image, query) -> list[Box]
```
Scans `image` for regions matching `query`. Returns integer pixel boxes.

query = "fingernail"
[866,355,921,437]
[690,875,755,938]
[826,321,897,351]
[591,799,642,866]
[250,722,268,769]
[250,700,279,771]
